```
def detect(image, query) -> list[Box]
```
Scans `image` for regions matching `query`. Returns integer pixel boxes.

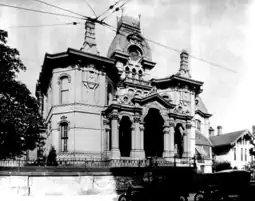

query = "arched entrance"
[174,123,185,158]
[119,116,132,157]
[144,108,164,158]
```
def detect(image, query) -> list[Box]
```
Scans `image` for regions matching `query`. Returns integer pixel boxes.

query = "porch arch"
[144,108,164,158]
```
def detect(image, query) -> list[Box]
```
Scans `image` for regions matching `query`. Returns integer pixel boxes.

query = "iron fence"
[0,156,198,168]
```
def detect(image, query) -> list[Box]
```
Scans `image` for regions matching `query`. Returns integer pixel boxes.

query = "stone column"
[130,116,145,159]
[103,119,110,156]
[169,118,175,157]
[184,121,192,158]
[140,122,145,151]
[110,111,120,159]
[163,122,170,158]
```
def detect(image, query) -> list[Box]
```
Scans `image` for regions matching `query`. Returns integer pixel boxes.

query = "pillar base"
[111,149,120,159]
[163,151,170,158]
[130,149,145,159]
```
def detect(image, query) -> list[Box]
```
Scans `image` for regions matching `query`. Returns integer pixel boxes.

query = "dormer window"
[128,45,142,61]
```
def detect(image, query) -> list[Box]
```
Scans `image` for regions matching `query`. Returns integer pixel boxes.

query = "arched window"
[59,76,69,104]
[132,68,136,79]
[128,45,142,61]
[107,84,113,105]
[60,122,68,152]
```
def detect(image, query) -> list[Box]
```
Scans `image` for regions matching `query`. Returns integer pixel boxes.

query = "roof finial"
[80,19,99,55]
[121,7,124,17]
[138,14,141,28]
[176,49,191,78]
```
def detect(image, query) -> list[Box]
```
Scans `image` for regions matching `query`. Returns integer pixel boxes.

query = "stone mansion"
[35,15,213,173]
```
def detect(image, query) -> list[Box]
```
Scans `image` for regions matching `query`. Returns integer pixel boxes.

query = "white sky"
[0,0,254,133]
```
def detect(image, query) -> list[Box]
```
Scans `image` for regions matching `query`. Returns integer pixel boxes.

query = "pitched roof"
[209,129,250,147]
[196,130,212,146]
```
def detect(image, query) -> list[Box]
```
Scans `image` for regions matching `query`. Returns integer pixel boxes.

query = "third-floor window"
[60,76,69,104]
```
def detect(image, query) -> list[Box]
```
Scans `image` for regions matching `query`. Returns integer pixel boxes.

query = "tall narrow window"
[196,119,201,131]
[241,148,243,161]
[233,148,236,161]
[60,123,68,152]
[245,148,247,161]
[60,76,69,104]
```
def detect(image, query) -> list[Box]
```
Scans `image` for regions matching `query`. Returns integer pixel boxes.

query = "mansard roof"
[196,130,212,146]
[210,129,253,147]
[107,15,152,62]
[195,96,212,118]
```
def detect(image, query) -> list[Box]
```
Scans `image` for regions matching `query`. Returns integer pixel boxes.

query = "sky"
[0,0,254,133]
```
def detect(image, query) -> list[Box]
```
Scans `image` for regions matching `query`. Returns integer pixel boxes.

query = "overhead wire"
[1,2,237,73]
[7,22,82,29]
[32,0,86,18]
[0,3,86,20]
[96,0,122,20]
[100,0,133,22]
[84,0,98,18]
[101,23,237,73]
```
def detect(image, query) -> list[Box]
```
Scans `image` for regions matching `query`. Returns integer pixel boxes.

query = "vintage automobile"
[118,166,193,201]
[194,169,251,201]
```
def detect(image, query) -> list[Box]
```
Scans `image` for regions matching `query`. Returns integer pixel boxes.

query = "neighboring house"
[210,127,255,170]
[194,97,213,173]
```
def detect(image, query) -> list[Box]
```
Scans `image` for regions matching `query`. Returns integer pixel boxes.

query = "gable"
[132,93,175,109]
[210,129,251,147]
[143,100,167,110]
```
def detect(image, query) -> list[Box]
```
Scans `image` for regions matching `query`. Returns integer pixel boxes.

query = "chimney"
[252,125,255,135]
[177,50,191,78]
[80,20,99,55]
[209,127,215,136]
[217,126,223,135]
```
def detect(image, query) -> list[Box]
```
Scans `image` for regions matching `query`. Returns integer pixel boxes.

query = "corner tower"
[107,15,156,105]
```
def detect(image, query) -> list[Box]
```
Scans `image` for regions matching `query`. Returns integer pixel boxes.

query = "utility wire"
[33,0,86,18]
[96,0,122,20]
[100,0,133,22]
[102,23,237,73]
[84,0,98,18]
[0,3,86,20]
[8,22,81,29]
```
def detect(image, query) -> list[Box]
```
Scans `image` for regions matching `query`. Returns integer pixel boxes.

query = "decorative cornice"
[195,110,213,118]
[46,102,106,122]
[169,112,193,121]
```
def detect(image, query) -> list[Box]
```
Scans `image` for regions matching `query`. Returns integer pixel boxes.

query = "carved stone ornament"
[134,116,141,123]
[169,121,175,128]
[163,127,170,134]
[103,119,109,125]
[186,122,192,129]
[173,102,190,115]
[83,68,99,90]
[147,86,157,96]
[140,124,145,131]
[110,113,119,121]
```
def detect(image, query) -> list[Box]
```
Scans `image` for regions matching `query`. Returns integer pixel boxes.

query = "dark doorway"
[119,116,132,157]
[144,108,164,157]
[174,123,185,158]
